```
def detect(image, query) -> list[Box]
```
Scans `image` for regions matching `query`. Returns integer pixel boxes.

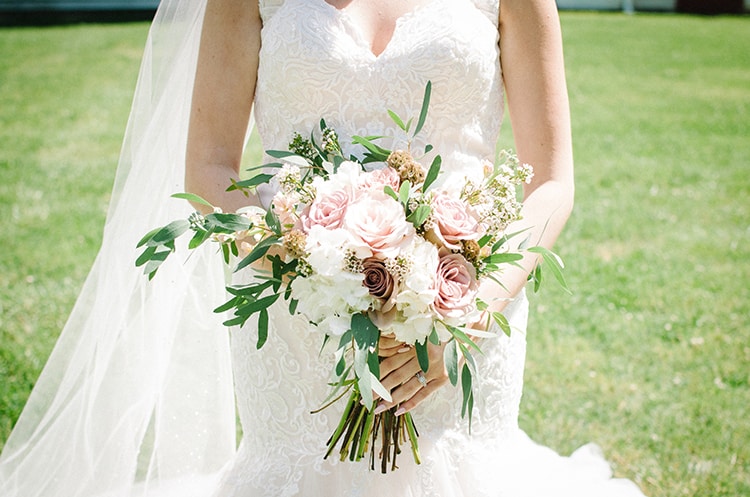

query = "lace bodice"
[219,1,530,495]
[255,0,504,189]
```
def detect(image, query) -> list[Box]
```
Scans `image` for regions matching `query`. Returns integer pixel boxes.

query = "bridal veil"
[0,1,241,495]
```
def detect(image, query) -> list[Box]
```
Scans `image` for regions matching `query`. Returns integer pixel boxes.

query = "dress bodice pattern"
[255,0,504,189]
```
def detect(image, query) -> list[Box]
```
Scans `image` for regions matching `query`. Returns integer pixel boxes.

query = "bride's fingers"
[378,349,414,380]
[394,376,449,415]
[378,336,410,358]
[374,374,423,413]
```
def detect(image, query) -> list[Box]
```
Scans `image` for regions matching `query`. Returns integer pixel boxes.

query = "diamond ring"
[415,371,428,388]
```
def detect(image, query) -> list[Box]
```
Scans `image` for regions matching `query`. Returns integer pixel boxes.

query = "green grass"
[1,12,748,497]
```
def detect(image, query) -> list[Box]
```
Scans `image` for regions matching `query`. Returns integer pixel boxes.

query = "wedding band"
[415,371,428,388]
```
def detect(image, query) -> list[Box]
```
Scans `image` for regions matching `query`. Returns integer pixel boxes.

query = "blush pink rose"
[427,191,482,250]
[433,249,478,320]
[358,167,401,192]
[343,191,415,258]
[301,189,350,231]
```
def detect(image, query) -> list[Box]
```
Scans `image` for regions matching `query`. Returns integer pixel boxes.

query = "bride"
[0,0,646,496]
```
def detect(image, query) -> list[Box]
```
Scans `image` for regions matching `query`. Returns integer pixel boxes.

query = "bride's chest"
[258,0,499,79]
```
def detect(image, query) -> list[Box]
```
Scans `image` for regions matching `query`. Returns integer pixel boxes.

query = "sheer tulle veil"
[0,1,240,495]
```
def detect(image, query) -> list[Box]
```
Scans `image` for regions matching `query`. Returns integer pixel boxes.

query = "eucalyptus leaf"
[460,363,474,419]
[188,230,210,250]
[171,192,213,208]
[415,340,430,373]
[484,252,524,264]
[136,227,161,248]
[135,245,157,267]
[413,80,432,137]
[206,212,253,232]
[257,308,269,349]
[492,311,511,337]
[387,109,407,131]
[228,174,274,191]
[383,185,399,202]
[351,313,379,351]
[150,219,190,246]
[351,135,390,162]
[444,339,458,386]
[267,149,301,159]
[528,246,571,293]
[398,180,411,206]
[422,154,441,192]
[406,204,431,227]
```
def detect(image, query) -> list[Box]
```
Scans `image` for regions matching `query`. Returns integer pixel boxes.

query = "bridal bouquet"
[137,82,567,472]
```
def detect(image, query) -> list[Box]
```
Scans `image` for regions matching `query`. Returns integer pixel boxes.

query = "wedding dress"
[0,0,647,496]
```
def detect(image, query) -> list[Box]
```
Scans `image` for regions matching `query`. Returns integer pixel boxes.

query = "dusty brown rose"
[362,257,398,328]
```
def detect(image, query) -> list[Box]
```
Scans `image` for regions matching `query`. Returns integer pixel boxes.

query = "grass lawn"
[1,11,748,497]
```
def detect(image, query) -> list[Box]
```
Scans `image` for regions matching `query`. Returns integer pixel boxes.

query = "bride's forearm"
[476,177,574,315]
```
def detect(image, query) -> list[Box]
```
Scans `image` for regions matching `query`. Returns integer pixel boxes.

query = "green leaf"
[422,154,441,192]
[351,313,379,351]
[528,246,571,293]
[265,207,281,235]
[428,326,440,345]
[424,144,433,154]
[491,311,511,337]
[387,109,407,131]
[188,229,210,250]
[383,185,399,202]
[398,180,411,206]
[460,363,474,419]
[351,135,391,162]
[227,174,274,191]
[444,339,459,386]
[415,339,430,373]
[206,212,253,232]
[233,292,280,318]
[267,149,301,159]
[171,192,213,208]
[235,236,279,272]
[447,324,482,354]
[140,250,171,277]
[532,264,543,292]
[150,220,190,246]
[213,296,241,314]
[135,245,157,267]
[413,80,432,137]
[136,227,161,248]
[484,252,524,264]
[257,308,269,349]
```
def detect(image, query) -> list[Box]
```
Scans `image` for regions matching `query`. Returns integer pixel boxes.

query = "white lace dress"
[202,0,649,496]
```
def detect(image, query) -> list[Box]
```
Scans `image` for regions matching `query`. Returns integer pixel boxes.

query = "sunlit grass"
[0,12,748,496]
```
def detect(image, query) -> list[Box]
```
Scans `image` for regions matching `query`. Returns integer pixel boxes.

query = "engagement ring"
[415,371,428,388]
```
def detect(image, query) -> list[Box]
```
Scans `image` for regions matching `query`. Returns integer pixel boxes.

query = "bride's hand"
[375,338,449,416]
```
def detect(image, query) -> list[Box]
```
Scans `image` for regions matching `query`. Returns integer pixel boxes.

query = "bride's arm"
[185,0,263,214]
[378,0,575,413]
[477,0,575,312]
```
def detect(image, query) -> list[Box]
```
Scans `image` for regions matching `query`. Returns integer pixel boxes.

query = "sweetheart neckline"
[316,0,446,60]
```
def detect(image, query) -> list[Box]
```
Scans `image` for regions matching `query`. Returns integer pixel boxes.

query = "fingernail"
[397,346,411,353]
[373,404,387,415]
[394,407,406,416]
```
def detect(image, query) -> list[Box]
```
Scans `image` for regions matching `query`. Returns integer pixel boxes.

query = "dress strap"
[259,0,285,23]
[470,0,500,27]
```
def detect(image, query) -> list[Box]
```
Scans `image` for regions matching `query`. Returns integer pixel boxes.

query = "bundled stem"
[323,387,420,473]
